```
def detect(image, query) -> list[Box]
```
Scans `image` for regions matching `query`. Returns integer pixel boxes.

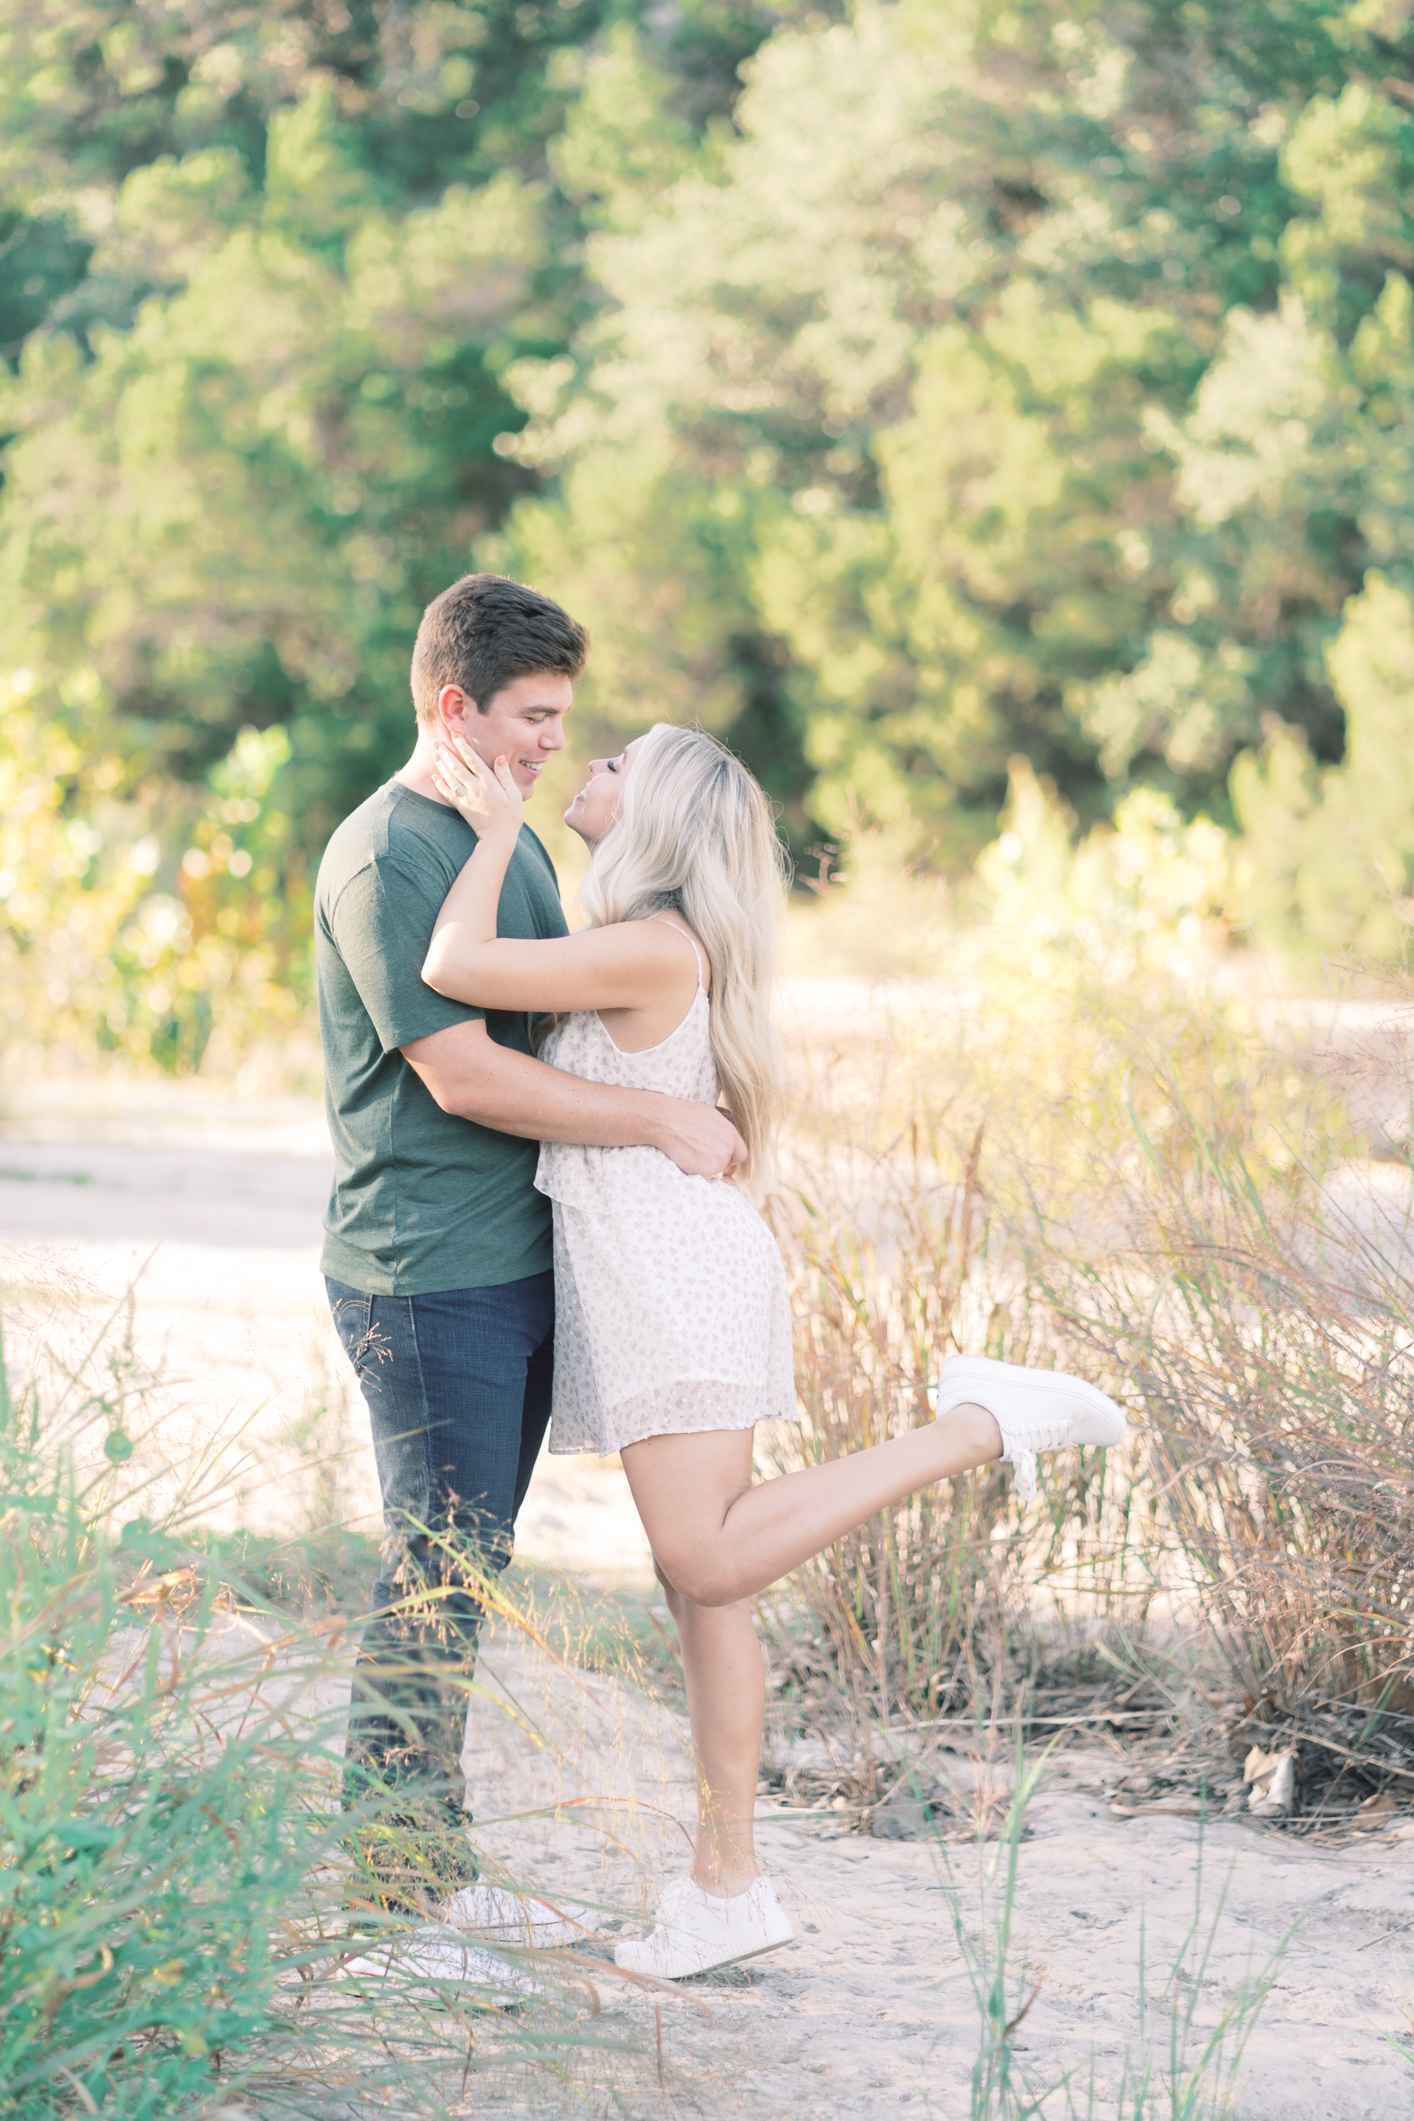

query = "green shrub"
[0,1308,631,2117]
[0,1325,340,2115]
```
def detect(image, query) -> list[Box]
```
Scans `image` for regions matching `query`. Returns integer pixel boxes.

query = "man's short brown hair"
[410,573,589,727]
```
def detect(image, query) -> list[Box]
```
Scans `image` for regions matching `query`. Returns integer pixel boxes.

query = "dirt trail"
[461,1628,1414,2118]
[0,1078,652,1573]
[3,1075,1412,2115]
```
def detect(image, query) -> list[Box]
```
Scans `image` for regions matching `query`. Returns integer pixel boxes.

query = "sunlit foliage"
[2,0,1412,1066]
[502,0,1414,938]
[0,0,784,1064]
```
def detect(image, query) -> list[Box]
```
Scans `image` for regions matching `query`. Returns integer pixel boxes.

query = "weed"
[762,956,1414,1815]
[934,1742,1293,2120]
[0,1298,649,2117]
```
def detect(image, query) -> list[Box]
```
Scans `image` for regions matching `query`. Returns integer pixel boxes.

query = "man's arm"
[402,1019,747,1177]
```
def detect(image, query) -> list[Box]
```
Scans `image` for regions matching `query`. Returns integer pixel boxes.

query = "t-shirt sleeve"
[327,857,483,1052]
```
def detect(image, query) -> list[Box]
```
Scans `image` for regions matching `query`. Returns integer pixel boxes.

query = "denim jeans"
[326,1271,554,1822]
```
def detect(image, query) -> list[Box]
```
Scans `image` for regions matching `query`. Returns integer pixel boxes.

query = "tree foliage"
[0,0,785,1063]
[501,0,1414,915]
[2,0,1412,1066]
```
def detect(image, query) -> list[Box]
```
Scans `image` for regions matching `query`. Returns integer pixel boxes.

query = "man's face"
[439,671,572,798]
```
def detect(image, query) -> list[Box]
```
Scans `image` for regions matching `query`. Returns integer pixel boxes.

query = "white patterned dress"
[535,924,797,1456]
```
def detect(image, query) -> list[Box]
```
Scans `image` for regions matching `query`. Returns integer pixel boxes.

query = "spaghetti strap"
[649,914,705,990]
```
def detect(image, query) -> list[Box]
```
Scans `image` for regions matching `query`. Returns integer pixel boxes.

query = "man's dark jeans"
[326,1271,553,1825]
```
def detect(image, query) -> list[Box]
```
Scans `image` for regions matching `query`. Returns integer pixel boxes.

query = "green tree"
[8,0,1414,1066]
[502,0,1414,926]
[0,0,789,1062]
[1234,572,1414,960]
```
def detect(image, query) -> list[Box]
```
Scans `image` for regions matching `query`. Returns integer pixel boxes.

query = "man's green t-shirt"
[315,780,568,1295]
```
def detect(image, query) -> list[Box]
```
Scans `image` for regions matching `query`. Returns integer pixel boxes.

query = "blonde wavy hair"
[578,722,790,1187]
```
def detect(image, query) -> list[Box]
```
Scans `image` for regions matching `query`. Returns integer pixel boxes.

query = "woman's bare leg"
[624,1407,1002,1895]
[656,1566,764,1896]
[621,1402,1002,1611]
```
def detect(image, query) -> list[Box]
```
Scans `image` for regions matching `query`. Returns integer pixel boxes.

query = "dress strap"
[649,914,705,990]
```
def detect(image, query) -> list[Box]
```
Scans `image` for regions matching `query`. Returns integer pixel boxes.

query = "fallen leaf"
[1247,1748,1297,1815]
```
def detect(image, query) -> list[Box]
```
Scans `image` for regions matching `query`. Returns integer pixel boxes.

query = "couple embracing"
[317,572,1125,1981]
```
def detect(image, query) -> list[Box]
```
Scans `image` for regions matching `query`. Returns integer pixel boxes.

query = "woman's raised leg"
[613,1410,1004,1964]
[621,1400,1004,1612]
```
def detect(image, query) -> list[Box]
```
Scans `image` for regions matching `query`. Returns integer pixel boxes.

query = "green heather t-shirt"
[315,780,568,1295]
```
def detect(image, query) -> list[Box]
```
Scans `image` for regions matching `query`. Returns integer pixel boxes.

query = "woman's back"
[533,922,795,1457]
[542,916,715,1083]
[535,921,720,1210]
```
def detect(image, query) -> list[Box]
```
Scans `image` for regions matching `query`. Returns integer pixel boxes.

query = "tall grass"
[762,1116,1028,1757]
[1043,1102,1414,1711]
[0,1292,645,2117]
[764,936,1414,1806]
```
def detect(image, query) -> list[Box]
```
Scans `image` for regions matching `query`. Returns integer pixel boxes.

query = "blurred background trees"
[2,0,1412,1069]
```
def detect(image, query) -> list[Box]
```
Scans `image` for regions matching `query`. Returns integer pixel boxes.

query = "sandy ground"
[456,1629,1414,2119]
[0,1076,653,1578]
[3,1072,1414,2116]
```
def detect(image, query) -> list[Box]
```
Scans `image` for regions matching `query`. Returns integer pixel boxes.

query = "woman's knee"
[653,1557,689,1617]
[653,1549,741,1608]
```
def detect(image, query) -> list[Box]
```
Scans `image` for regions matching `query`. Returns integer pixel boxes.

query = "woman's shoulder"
[565,911,711,990]
[641,913,712,993]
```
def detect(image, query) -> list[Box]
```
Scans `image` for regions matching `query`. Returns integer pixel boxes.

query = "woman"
[422,722,1125,1980]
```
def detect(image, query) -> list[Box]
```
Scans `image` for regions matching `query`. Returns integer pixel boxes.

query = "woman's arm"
[426,920,698,1013]
[422,737,686,1013]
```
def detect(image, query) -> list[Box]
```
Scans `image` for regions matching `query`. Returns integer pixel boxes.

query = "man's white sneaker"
[341,1925,542,1999]
[936,1353,1126,1503]
[442,1882,598,1948]
[614,1875,793,1981]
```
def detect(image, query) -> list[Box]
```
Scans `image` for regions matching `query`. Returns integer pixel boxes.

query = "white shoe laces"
[1006,1448,1039,1504]
[993,1409,1071,1505]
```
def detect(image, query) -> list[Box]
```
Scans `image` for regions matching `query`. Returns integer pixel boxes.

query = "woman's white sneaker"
[936,1353,1126,1503]
[614,1875,793,1980]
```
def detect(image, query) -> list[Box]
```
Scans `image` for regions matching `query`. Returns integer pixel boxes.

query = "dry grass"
[1036,1084,1414,1821]
[757,1112,1032,1805]
[758,949,1414,1830]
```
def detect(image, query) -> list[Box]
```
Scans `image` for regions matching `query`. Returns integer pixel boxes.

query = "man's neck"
[394,732,452,805]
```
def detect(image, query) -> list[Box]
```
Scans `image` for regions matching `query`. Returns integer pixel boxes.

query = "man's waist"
[327,1151,544,1215]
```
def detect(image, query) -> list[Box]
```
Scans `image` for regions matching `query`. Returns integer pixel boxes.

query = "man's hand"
[649,1099,748,1180]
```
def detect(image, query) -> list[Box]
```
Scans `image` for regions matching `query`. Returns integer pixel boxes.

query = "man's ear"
[437,683,475,735]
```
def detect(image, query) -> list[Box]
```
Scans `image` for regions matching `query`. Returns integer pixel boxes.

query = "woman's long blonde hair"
[579,722,789,1187]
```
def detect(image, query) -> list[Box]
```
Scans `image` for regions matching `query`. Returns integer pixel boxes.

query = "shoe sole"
[938,1355,1126,1447]
[340,1942,543,1997]
[448,1926,590,1949]
[616,1929,795,1981]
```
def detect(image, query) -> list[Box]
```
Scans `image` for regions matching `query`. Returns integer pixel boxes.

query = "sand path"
[455,1625,1414,2118]
[3,1077,1412,2115]
[0,1078,652,1575]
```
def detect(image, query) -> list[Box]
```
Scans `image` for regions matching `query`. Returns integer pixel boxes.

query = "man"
[315,573,745,1920]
